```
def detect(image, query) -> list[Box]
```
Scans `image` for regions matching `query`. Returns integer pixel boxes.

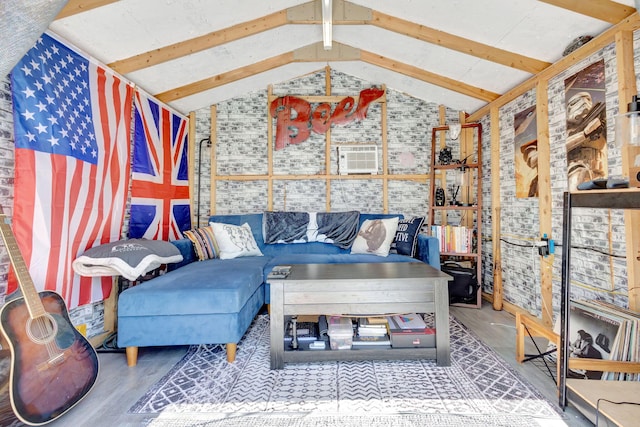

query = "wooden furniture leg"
[126,346,138,367]
[226,343,237,362]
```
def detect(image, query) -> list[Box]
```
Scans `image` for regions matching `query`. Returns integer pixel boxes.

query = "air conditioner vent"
[337,145,378,175]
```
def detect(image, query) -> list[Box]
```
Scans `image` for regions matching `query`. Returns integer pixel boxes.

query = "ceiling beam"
[55,0,119,19]
[105,0,550,79]
[155,41,500,104]
[370,11,550,75]
[468,12,640,121]
[538,0,635,25]
[360,50,500,103]
[109,10,288,74]
[155,52,295,103]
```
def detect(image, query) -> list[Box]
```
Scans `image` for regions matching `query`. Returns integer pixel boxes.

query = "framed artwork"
[564,60,607,191]
[514,105,538,198]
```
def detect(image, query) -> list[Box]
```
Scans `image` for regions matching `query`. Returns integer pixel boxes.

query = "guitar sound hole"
[26,314,58,345]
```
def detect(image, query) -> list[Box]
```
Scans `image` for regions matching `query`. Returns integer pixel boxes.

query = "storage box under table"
[328,316,354,350]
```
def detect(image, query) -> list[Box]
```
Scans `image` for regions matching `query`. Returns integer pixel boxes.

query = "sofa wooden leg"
[267,304,270,316]
[126,346,139,367]
[226,343,237,362]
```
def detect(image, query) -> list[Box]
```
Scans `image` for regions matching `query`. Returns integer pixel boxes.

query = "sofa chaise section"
[117,257,266,366]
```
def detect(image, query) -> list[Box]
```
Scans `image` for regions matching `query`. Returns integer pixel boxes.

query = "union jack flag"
[128,91,191,241]
[10,32,133,309]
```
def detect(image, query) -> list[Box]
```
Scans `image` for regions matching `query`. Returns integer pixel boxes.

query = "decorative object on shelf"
[449,123,462,140]
[615,94,640,187]
[435,187,445,206]
[438,146,453,165]
[448,185,461,206]
[562,35,593,57]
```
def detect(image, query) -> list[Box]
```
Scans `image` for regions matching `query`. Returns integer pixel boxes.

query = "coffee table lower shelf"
[269,263,452,370]
[282,346,437,364]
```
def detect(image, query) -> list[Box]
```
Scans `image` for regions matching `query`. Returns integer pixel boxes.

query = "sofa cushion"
[210,222,263,259]
[209,213,265,250]
[118,257,270,316]
[183,225,219,260]
[351,217,399,257]
[391,216,425,257]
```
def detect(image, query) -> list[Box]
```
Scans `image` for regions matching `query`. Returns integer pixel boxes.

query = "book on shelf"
[352,334,391,348]
[430,225,473,254]
[357,317,389,336]
[358,327,388,337]
[387,313,428,331]
[268,265,292,279]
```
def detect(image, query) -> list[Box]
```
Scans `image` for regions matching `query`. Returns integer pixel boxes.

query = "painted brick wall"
[484,37,634,317]
[0,75,14,302]
[197,69,446,219]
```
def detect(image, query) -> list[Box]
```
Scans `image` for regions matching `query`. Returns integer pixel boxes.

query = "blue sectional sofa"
[117,212,440,366]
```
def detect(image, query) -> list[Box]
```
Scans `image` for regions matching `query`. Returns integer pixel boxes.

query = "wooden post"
[188,111,196,225]
[381,84,388,213]
[616,30,640,311]
[536,80,553,327]
[209,105,217,215]
[325,66,332,211]
[491,106,503,310]
[267,85,274,211]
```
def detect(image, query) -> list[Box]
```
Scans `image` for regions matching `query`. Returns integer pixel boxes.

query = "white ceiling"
[46,0,637,115]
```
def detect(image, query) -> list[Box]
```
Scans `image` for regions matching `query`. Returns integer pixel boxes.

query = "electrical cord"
[495,237,626,258]
[595,398,640,426]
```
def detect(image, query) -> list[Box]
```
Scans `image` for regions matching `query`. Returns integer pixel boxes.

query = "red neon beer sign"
[270,87,384,150]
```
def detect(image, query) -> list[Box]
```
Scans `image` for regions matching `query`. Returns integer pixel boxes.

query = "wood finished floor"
[1,302,593,427]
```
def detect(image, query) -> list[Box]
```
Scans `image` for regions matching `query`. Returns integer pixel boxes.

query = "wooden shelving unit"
[559,188,640,424]
[427,123,482,308]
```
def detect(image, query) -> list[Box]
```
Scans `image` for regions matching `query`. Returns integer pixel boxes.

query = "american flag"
[128,90,191,241]
[10,32,133,309]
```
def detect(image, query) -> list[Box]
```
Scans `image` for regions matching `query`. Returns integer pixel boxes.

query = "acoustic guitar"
[0,207,99,425]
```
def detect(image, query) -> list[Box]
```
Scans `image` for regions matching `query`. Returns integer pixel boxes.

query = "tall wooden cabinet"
[427,123,483,308]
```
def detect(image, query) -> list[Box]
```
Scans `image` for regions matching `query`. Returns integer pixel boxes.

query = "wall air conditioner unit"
[337,145,378,175]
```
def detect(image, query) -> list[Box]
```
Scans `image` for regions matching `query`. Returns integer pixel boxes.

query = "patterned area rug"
[132,315,567,427]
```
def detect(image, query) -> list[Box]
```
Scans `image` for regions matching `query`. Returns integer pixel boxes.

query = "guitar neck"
[0,210,46,319]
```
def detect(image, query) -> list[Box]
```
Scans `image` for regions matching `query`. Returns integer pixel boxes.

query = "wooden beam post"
[325,66,332,212]
[267,85,274,211]
[536,81,553,327]
[616,30,640,311]
[210,105,217,216]
[490,106,503,311]
[188,111,196,225]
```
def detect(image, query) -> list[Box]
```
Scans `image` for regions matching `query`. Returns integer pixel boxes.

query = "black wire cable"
[494,238,626,258]
[595,398,640,426]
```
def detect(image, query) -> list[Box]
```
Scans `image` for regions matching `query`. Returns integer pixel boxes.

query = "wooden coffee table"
[269,262,452,369]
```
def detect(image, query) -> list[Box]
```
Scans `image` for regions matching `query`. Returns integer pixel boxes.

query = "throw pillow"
[391,216,425,257]
[209,222,263,259]
[350,217,399,257]
[183,226,219,261]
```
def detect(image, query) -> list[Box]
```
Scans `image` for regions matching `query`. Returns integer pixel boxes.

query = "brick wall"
[0,75,14,302]
[195,69,443,218]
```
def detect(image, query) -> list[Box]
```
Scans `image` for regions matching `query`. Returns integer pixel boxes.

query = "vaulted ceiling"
[45,0,637,115]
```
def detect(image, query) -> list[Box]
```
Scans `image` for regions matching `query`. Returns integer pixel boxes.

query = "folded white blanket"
[73,238,183,281]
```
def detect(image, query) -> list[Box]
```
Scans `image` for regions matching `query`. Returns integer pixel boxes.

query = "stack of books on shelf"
[548,300,640,380]
[430,225,473,254]
[353,317,391,348]
[386,313,436,348]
